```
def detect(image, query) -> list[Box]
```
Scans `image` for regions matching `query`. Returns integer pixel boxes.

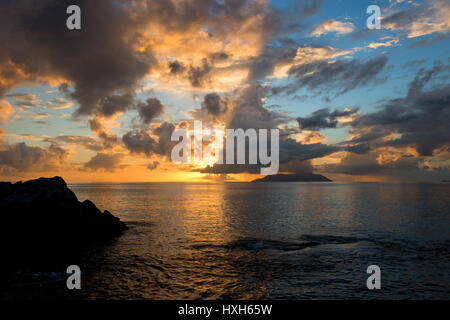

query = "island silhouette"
[252,173,332,182]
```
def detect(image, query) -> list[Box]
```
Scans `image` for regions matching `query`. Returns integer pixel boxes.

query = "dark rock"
[0,176,127,267]
[252,173,332,182]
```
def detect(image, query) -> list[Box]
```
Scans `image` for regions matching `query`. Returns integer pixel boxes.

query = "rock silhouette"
[0,176,127,267]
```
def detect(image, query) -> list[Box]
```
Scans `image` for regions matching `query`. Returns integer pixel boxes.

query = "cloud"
[1,0,304,116]
[406,61,448,98]
[297,108,359,131]
[310,20,355,37]
[188,58,212,88]
[365,39,399,49]
[168,60,186,75]
[122,130,157,157]
[246,41,298,82]
[319,150,449,181]
[346,63,450,157]
[85,117,119,150]
[46,97,73,110]
[0,99,14,123]
[98,131,118,150]
[271,56,388,97]
[98,93,135,118]
[138,98,164,124]
[147,161,159,170]
[278,159,313,174]
[83,153,125,172]
[229,84,287,130]
[5,93,41,108]
[44,135,110,152]
[383,0,450,39]
[201,173,232,181]
[190,92,232,122]
[196,137,340,175]
[350,85,450,156]
[190,82,344,175]
[31,112,50,120]
[87,118,104,133]
[166,58,216,88]
[0,142,67,172]
[0,0,152,117]
[122,122,175,158]
[201,93,229,116]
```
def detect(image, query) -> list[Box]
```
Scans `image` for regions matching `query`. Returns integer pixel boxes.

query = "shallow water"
[16,182,450,299]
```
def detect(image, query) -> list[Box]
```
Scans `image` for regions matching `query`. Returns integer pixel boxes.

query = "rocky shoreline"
[0,176,127,268]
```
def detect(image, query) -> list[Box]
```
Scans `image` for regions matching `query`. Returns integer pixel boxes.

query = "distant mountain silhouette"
[252,173,332,182]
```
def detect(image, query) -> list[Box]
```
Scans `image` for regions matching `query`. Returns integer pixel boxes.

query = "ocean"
[13,182,450,299]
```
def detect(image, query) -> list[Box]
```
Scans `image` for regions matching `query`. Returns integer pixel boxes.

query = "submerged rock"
[0,176,127,266]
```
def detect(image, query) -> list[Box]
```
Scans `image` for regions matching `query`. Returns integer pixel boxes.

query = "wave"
[192,234,450,255]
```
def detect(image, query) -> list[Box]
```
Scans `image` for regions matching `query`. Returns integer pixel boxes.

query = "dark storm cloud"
[278,159,313,174]
[406,61,449,98]
[98,94,135,118]
[168,60,186,75]
[167,58,213,88]
[188,58,212,88]
[319,152,443,179]
[0,0,153,116]
[347,64,450,157]
[122,130,157,157]
[201,93,228,116]
[242,1,325,83]
[260,0,323,39]
[194,82,343,175]
[195,133,341,175]
[247,42,298,82]
[138,98,164,124]
[278,138,341,163]
[122,122,175,157]
[163,1,323,88]
[271,56,388,97]
[320,152,384,176]
[2,0,298,116]
[152,122,176,156]
[297,108,359,131]
[229,84,287,130]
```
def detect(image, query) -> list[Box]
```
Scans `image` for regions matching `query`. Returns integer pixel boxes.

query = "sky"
[0,0,449,182]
